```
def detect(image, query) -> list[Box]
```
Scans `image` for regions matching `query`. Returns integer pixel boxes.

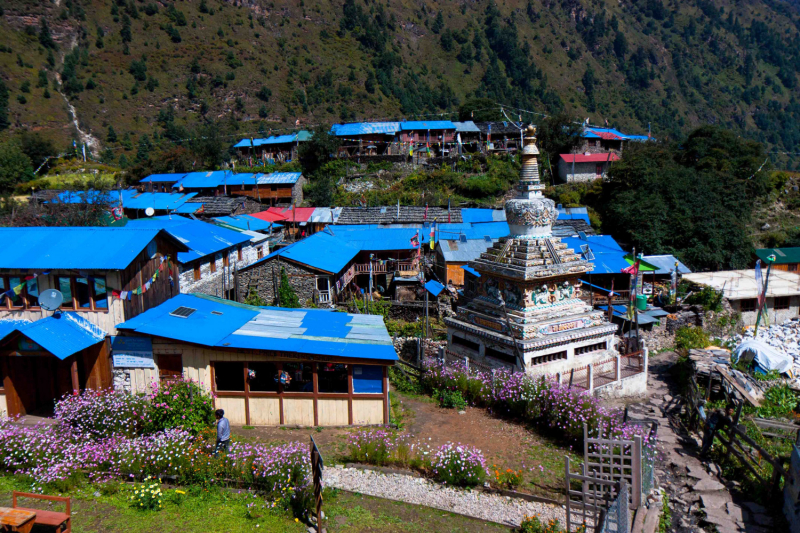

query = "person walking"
[699,404,734,458]
[213,409,231,456]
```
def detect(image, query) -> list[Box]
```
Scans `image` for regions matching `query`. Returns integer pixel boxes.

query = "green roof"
[755,247,800,264]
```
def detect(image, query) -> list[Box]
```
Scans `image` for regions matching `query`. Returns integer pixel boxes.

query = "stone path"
[324,465,565,528]
[621,351,777,533]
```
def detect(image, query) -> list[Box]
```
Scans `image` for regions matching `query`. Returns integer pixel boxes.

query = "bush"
[54,388,149,439]
[130,475,163,510]
[388,366,422,395]
[145,379,216,435]
[433,388,467,410]
[674,326,711,352]
[519,515,572,533]
[428,443,486,487]
[346,428,410,467]
[491,465,524,489]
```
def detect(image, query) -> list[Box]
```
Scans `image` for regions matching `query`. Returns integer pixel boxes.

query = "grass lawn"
[0,476,512,533]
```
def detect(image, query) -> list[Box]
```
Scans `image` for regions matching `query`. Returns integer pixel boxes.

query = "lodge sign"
[468,314,507,333]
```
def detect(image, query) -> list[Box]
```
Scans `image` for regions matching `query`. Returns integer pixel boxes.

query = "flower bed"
[0,383,311,508]
[422,359,655,445]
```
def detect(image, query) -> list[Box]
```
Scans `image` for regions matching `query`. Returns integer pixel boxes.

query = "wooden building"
[0,227,188,416]
[115,294,397,427]
[755,247,800,272]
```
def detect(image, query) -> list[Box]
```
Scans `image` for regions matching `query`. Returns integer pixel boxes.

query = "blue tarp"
[332,122,400,136]
[0,227,186,270]
[171,203,203,214]
[597,305,657,325]
[117,294,398,362]
[0,313,106,359]
[125,217,251,264]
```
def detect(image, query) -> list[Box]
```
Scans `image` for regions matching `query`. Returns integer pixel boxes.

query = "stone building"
[445,126,620,377]
[558,153,619,183]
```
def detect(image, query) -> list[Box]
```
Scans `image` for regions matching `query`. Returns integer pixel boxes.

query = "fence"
[583,424,642,509]
[565,456,626,532]
[596,482,629,533]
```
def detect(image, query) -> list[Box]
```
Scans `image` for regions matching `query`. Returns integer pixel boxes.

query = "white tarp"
[732,339,794,375]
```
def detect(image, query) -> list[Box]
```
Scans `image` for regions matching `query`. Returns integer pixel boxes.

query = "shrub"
[491,465,524,489]
[388,366,422,395]
[346,428,407,466]
[145,379,216,435]
[674,326,711,352]
[433,388,467,410]
[130,475,163,510]
[519,515,573,533]
[428,442,486,487]
[54,388,148,439]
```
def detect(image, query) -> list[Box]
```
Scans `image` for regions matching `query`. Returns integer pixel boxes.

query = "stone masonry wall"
[392,337,446,363]
[180,242,263,295]
[237,257,320,305]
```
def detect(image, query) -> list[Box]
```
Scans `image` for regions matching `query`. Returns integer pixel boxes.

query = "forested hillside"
[0,0,799,167]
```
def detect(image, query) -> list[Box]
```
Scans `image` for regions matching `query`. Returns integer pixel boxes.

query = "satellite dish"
[145,207,155,217]
[38,289,64,311]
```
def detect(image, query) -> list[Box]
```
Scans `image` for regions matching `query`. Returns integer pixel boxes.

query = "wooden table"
[0,507,36,533]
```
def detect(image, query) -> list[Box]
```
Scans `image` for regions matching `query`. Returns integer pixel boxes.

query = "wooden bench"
[11,492,70,533]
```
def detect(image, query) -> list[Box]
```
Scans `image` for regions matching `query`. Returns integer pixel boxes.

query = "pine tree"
[0,80,9,131]
[107,125,118,143]
[277,267,300,308]
[432,12,444,34]
[38,18,57,50]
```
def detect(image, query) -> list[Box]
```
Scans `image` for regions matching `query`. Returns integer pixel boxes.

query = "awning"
[597,305,657,325]
[0,312,106,359]
[425,280,445,297]
[461,265,481,278]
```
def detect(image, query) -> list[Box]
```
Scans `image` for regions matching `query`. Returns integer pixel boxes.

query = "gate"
[583,424,643,509]
[565,456,625,532]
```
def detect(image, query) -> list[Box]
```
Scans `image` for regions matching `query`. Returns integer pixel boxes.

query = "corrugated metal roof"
[116,293,398,361]
[461,265,480,278]
[683,270,800,300]
[224,173,257,186]
[309,207,342,224]
[173,171,229,189]
[332,122,401,136]
[400,121,456,131]
[0,227,186,270]
[233,132,310,148]
[45,189,139,205]
[256,232,359,274]
[125,217,251,264]
[461,209,505,223]
[212,215,281,232]
[755,247,800,265]
[556,207,590,224]
[140,173,187,184]
[641,254,692,275]
[439,238,494,262]
[266,206,316,223]
[250,210,289,223]
[257,172,302,185]
[172,203,203,214]
[425,280,445,297]
[453,121,481,133]
[125,192,198,211]
[561,235,628,274]
[0,312,106,360]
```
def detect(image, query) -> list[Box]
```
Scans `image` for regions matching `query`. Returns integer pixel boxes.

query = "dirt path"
[625,351,778,533]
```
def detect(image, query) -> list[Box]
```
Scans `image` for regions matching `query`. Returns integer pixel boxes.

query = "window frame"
[56,275,109,312]
[193,264,201,281]
[739,298,758,313]
[775,296,791,310]
[209,257,217,274]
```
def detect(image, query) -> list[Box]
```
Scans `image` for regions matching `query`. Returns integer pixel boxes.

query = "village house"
[398,121,456,156]
[114,293,397,426]
[682,270,800,326]
[0,227,187,416]
[453,121,482,152]
[558,152,620,182]
[125,217,267,297]
[755,246,800,272]
[332,122,401,156]
[224,172,306,206]
[475,121,524,153]
[232,131,312,162]
[123,191,199,218]
[140,173,187,193]
[578,125,651,154]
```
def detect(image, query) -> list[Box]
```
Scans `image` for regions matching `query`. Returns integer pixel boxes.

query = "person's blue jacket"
[217,417,231,442]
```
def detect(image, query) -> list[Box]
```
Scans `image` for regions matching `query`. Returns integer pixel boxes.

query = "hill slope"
[1,0,799,166]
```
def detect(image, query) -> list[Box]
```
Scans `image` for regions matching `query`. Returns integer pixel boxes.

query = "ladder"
[545,239,562,265]
[496,239,514,263]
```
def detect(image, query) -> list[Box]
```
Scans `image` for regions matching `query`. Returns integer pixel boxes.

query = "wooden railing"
[353,262,416,274]
[230,189,293,199]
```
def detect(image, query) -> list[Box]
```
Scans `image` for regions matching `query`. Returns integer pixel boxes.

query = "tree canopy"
[600,126,770,271]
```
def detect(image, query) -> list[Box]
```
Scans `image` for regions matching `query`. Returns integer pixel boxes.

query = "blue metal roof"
[45,189,138,205]
[173,171,229,189]
[439,238,494,263]
[331,122,401,136]
[556,207,590,224]
[561,235,628,274]
[125,217,251,264]
[213,215,281,232]
[171,203,203,214]
[460,209,506,223]
[224,173,257,186]
[597,305,657,324]
[117,294,398,361]
[140,173,187,184]
[233,133,307,148]
[461,265,480,278]
[124,192,197,211]
[258,232,359,274]
[641,254,691,275]
[425,280,445,297]
[0,227,186,270]
[400,121,456,131]
[257,172,301,185]
[0,312,106,359]
[453,121,481,133]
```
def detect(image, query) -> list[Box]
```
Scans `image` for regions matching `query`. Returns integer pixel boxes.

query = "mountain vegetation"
[0,0,798,170]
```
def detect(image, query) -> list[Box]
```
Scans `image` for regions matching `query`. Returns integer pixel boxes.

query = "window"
[790,264,798,272]
[282,362,313,392]
[210,257,217,274]
[223,254,229,268]
[214,361,245,391]
[530,351,567,366]
[248,362,279,392]
[7,277,22,308]
[740,299,757,313]
[318,363,349,394]
[353,365,383,394]
[485,346,516,365]
[575,342,607,356]
[25,277,39,307]
[75,277,93,309]
[58,277,73,309]
[775,296,791,310]
[452,334,479,352]
[257,247,263,259]
[158,354,183,380]
[53,276,107,311]
[94,278,108,309]
[238,247,243,261]
[193,265,201,281]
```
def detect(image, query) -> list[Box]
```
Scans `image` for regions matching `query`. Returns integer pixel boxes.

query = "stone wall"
[665,305,706,334]
[237,256,321,305]
[180,242,263,295]
[558,160,606,183]
[393,336,446,363]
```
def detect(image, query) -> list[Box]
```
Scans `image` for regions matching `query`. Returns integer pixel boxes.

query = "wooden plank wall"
[121,235,182,321]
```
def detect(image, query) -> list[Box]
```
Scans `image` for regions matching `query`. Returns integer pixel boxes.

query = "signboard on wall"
[111,336,155,368]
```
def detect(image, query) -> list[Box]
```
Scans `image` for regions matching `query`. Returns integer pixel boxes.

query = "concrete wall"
[593,369,648,399]
[237,256,329,305]
[179,242,264,295]
[730,296,800,326]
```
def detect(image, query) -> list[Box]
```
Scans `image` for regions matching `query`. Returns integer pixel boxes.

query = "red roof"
[587,129,623,140]
[559,153,620,164]
[250,210,288,223]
